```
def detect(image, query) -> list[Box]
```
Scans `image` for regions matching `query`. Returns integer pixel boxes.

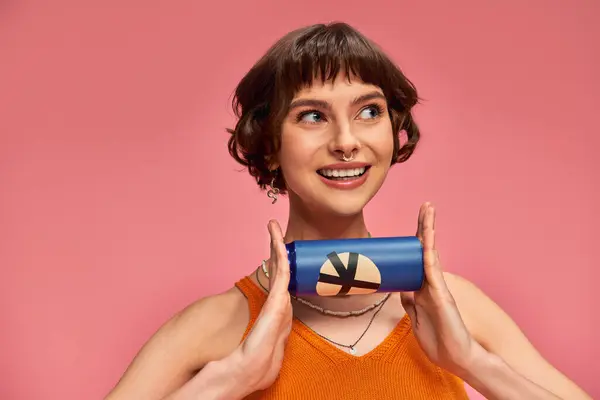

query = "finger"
[400,292,417,323]
[267,220,291,296]
[267,223,279,280]
[416,202,429,240]
[242,222,291,355]
[422,205,446,288]
[422,204,436,251]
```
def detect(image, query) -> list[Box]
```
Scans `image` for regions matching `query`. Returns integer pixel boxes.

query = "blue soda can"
[286,236,424,296]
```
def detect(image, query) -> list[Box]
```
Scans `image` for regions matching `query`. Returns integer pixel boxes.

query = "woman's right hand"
[159,220,293,400]
[228,219,293,394]
[172,221,292,400]
[196,221,292,399]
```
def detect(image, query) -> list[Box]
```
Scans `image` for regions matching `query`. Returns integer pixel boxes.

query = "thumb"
[400,291,417,323]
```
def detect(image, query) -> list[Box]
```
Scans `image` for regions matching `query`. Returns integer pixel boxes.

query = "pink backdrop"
[1,1,598,399]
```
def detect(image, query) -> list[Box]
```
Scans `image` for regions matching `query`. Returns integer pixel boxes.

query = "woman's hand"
[400,203,486,376]
[225,220,293,395]
[158,221,292,400]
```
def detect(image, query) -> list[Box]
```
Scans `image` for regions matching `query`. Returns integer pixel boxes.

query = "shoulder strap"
[234,276,267,341]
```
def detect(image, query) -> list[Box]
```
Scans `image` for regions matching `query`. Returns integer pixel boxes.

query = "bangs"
[274,23,409,105]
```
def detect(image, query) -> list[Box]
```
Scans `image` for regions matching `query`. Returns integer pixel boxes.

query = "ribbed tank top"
[235,277,469,400]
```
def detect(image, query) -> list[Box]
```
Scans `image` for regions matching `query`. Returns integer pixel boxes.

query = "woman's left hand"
[400,202,487,376]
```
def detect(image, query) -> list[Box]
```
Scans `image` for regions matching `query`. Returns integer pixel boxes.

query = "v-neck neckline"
[291,313,411,363]
[244,275,412,363]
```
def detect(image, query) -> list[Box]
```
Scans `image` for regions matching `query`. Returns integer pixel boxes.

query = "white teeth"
[318,167,366,178]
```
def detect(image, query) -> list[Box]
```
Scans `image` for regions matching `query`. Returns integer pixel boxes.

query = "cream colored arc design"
[316,252,382,297]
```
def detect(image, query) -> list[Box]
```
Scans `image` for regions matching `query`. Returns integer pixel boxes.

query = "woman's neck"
[283,200,370,243]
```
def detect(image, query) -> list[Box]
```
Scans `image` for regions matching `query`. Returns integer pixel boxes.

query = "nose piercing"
[341,151,355,162]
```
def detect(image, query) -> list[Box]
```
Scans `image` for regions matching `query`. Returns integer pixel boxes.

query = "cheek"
[369,124,395,162]
[279,126,318,167]
[277,128,319,190]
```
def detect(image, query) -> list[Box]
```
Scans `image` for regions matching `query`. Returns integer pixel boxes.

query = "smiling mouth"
[317,166,371,181]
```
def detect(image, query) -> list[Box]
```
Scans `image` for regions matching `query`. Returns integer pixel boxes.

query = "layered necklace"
[261,260,391,317]
[256,263,391,355]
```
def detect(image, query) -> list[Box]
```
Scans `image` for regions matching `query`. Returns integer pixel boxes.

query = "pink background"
[1,1,598,399]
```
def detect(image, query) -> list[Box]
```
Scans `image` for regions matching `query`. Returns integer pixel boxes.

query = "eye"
[297,110,326,124]
[358,105,383,120]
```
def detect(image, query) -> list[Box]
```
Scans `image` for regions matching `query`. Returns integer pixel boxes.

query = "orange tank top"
[235,277,469,400]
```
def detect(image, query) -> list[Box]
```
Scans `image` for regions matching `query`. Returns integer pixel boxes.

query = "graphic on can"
[316,251,382,296]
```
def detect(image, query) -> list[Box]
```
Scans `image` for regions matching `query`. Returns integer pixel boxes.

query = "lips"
[316,162,371,190]
[318,166,367,179]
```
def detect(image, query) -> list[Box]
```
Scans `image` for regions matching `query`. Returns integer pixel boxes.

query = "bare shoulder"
[442,271,482,303]
[443,273,591,399]
[106,284,250,400]
[442,271,481,303]
[442,271,503,345]
[167,285,251,363]
[442,272,526,345]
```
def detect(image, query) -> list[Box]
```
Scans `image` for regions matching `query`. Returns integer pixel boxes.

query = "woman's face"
[277,73,395,216]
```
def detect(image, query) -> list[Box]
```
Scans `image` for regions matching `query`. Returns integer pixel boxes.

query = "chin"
[311,185,379,217]
[329,205,367,218]
[320,200,367,217]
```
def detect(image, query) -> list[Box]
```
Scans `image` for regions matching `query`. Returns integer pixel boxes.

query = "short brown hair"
[227,22,421,193]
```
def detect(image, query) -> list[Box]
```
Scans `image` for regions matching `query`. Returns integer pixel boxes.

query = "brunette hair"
[227,22,421,193]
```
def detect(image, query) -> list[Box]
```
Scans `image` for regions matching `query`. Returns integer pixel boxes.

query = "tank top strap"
[234,276,267,341]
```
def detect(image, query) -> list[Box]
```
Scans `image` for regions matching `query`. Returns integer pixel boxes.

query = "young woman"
[106,23,591,400]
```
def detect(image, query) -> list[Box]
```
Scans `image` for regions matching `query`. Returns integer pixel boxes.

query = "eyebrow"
[289,91,386,111]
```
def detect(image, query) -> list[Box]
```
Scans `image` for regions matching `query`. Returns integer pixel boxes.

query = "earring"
[266,175,280,204]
